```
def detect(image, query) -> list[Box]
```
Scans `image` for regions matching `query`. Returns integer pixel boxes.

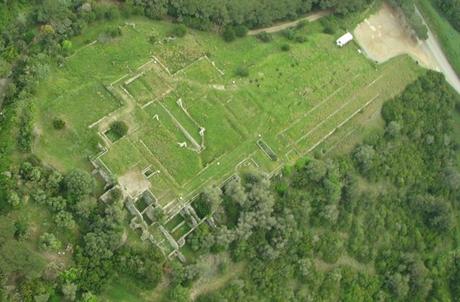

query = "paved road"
[416,8,460,94]
[248,10,332,35]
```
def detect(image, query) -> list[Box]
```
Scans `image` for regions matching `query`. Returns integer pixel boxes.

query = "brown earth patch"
[354,3,437,69]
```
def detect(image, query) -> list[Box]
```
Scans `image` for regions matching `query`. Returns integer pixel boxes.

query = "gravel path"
[248,10,332,35]
[415,7,460,94]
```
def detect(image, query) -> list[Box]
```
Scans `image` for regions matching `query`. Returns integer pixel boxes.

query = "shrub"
[295,35,307,43]
[256,31,272,42]
[53,118,66,130]
[235,66,249,77]
[281,44,290,51]
[281,28,296,40]
[110,121,128,138]
[149,35,157,44]
[234,25,248,37]
[109,27,122,38]
[172,24,187,37]
[222,27,236,42]
[39,233,62,251]
[64,169,94,201]
[296,20,308,30]
[321,18,337,35]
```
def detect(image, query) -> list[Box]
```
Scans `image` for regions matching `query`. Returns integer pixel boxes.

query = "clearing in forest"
[32,16,422,240]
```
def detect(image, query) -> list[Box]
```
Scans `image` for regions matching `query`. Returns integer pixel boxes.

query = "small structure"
[336,32,354,47]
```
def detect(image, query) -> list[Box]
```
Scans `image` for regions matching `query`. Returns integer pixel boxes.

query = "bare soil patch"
[248,10,332,35]
[354,3,437,69]
[119,170,150,198]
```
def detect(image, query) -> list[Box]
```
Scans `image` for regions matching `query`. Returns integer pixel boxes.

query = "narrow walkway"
[415,7,460,94]
[248,10,332,35]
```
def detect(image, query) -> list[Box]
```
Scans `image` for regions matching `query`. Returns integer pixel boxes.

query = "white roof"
[336,32,353,46]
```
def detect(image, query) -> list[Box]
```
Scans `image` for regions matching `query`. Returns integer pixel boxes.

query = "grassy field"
[32,16,423,209]
[416,0,460,77]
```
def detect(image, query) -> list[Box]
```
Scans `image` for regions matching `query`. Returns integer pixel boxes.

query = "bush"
[321,19,336,35]
[296,20,308,30]
[39,233,62,251]
[295,35,307,43]
[256,31,272,42]
[109,121,128,138]
[281,29,296,40]
[222,27,236,42]
[53,118,66,130]
[64,169,94,201]
[234,25,248,37]
[235,66,249,77]
[172,24,187,37]
[108,27,122,38]
[281,44,290,51]
[149,35,157,44]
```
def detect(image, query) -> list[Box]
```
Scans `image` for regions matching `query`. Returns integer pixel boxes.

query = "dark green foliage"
[115,247,163,289]
[18,105,32,152]
[172,24,187,37]
[192,72,460,301]
[433,0,460,31]
[63,169,94,202]
[222,26,236,42]
[281,43,290,51]
[294,35,307,43]
[194,186,222,218]
[13,220,28,240]
[281,28,296,40]
[235,66,249,77]
[387,0,428,39]
[52,118,65,130]
[109,120,128,140]
[234,25,248,37]
[256,31,272,42]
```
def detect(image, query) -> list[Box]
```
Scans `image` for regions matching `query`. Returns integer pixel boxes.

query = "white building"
[336,32,353,47]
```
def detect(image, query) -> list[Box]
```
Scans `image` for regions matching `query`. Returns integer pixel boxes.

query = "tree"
[172,24,187,37]
[235,66,249,77]
[7,191,21,208]
[63,169,94,201]
[234,25,248,37]
[167,285,190,302]
[39,233,62,251]
[194,186,222,218]
[222,26,236,42]
[53,118,66,130]
[353,144,376,176]
[14,220,28,240]
[109,120,128,139]
[256,32,272,42]
[61,282,77,301]
[61,40,72,55]
[55,211,76,229]
[281,44,290,51]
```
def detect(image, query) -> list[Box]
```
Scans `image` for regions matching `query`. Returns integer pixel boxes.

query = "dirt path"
[248,10,332,35]
[0,78,7,108]
[190,261,245,300]
[315,255,375,275]
[354,3,437,69]
[415,7,460,94]
[354,3,460,94]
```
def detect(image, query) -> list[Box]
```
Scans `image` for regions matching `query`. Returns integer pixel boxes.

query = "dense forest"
[1,1,460,301]
[432,0,460,31]
[181,71,460,301]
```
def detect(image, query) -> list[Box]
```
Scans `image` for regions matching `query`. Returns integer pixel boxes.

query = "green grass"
[417,0,460,76]
[32,15,423,208]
